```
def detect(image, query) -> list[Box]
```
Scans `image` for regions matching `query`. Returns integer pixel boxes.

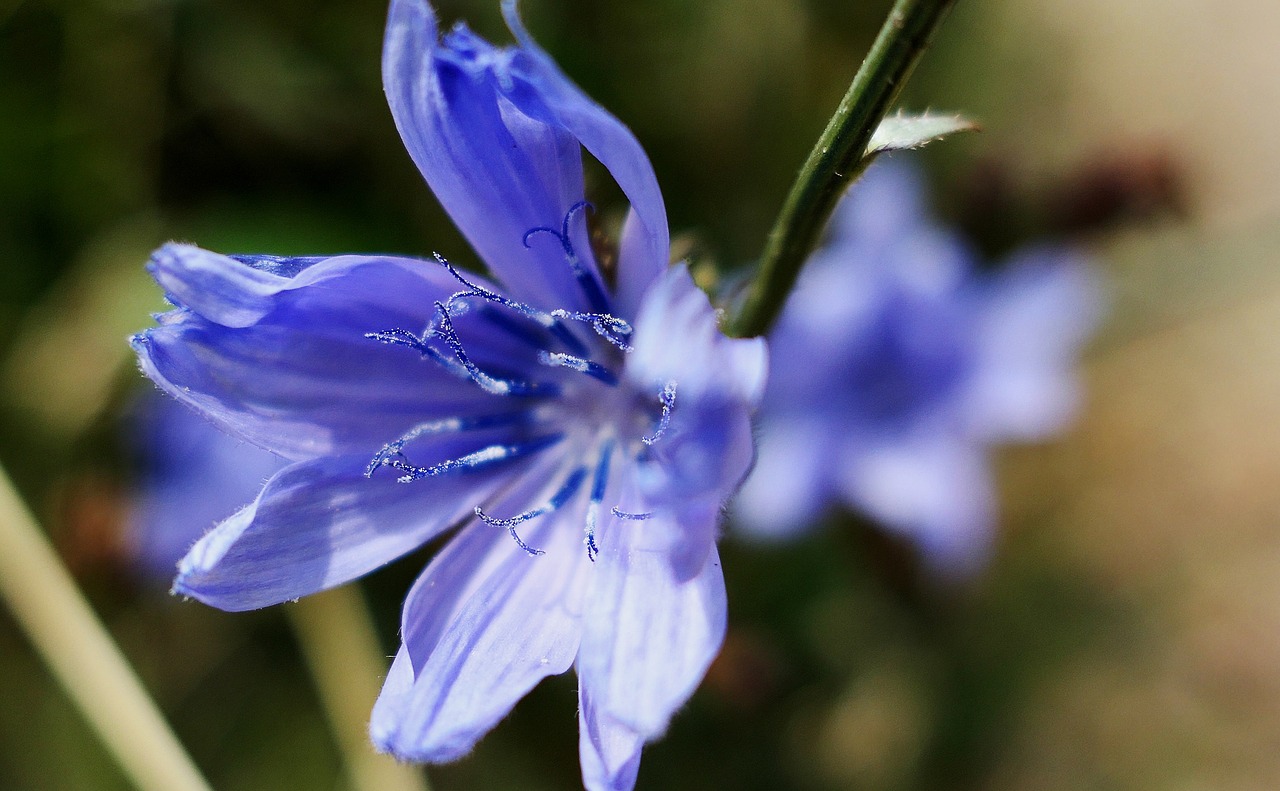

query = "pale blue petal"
[607,468,720,583]
[963,246,1104,440]
[174,434,537,610]
[577,538,726,738]
[625,266,763,547]
[383,0,668,315]
[371,457,589,761]
[837,437,995,572]
[370,645,416,748]
[383,0,592,310]
[147,244,293,329]
[578,685,645,791]
[634,397,755,521]
[732,416,832,540]
[627,264,767,405]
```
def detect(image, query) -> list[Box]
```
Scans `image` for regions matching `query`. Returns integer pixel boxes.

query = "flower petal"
[371,456,590,761]
[577,533,726,739]
[173,432,539,610]
[135,245,529,459]
[963,246,1103,441]
[128,393,286,576]
[837,436,995,572]
[628,264,767,405]
[383,0,592,310]
[501,2,670,312]
[732,415,832,540]
[625,268,761,511]
[578,684,645,791]
[382,0,668,314]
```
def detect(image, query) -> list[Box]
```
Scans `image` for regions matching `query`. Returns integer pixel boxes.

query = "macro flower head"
[130,1,766,789]
[735,161,1100,571]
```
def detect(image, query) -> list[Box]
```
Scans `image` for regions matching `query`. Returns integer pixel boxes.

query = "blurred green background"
[3,0,1280,789]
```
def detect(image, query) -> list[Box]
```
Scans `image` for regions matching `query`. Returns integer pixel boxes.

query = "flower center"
[362,208,675,560]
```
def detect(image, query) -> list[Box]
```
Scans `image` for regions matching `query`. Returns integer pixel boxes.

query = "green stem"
[287,586,431,791]
[0,465,212,791]
[728,0,958,338]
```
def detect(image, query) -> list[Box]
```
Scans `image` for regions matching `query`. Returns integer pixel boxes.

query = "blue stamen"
[364,411,540,478]
[436,254,553,327]
[643,381,678,445]
[610,507,652,521]
[537,351,619,386]
[431,303,555,397]
[383,434,563,483]
[549,310,635,352]
[522,201,611,314]
[435,254,613,356]
[583,440,614,561]
[364,327,468,379]
[475,467,589,556]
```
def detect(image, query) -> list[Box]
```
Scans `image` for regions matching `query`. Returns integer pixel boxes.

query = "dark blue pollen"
[582,440,616,562]
[433,303,556,397]
[589,441,613,503]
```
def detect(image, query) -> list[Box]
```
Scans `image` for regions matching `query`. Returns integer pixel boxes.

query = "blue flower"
[126,393,284,578]
[734,162,1100,571]
[130,2,765,789]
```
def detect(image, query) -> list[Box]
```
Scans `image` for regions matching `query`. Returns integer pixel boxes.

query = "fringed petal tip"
[372,732,476,765]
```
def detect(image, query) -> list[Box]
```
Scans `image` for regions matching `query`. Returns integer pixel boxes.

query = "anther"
[523,202,611,314]
[642,381,677,445]
[364,412,539,478]
[378,434,563,483]
[537,351,619,386]
[474,467,589,556]
[431,304,554,397]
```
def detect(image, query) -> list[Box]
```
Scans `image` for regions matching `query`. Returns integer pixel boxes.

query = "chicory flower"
[130,1,765,789]
[734,162,1100,571]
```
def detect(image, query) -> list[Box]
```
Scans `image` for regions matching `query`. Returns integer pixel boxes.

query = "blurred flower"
[127,393,284,578]
[734,162,1101,571]
[130,1,765,789]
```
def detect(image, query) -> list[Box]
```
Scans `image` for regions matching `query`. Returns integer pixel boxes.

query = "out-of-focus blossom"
[129,1,766,789]
[735,162,1101,571]
[127,394,284,577]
